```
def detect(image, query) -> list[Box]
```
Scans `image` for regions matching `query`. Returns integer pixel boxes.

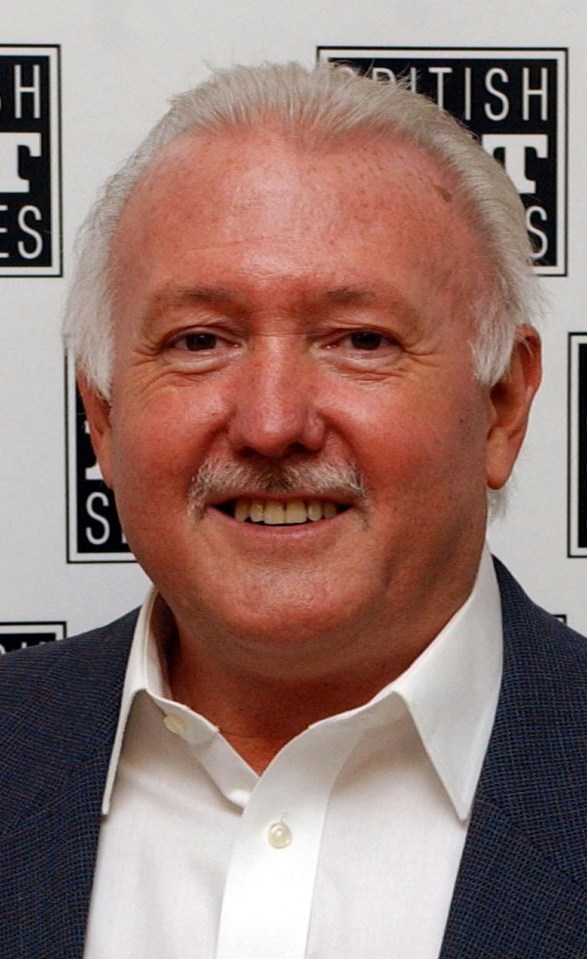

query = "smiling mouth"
[215,498,350,525]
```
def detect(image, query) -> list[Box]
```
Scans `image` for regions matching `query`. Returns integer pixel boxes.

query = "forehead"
[119,124,469,229]
[110,125,488,315]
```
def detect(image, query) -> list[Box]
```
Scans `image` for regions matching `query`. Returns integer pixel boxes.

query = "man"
[1,62,585,958]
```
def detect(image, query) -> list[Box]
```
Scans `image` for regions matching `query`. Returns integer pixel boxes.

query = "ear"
[485,325,542,491]
[77,373,114,489]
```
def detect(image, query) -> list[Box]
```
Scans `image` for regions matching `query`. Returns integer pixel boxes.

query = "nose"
[227,336,327,459]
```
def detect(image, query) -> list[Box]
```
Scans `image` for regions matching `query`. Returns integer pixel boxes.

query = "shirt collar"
[101,545,502,821]
[101,589,168,813]
[392,545,502,820]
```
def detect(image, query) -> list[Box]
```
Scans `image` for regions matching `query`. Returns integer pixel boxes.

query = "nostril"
[234,440,317,461]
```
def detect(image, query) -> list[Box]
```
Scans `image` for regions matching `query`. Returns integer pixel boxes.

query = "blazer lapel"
[440,560,587,957]
[440,794,587,958]
[0,610,137,959]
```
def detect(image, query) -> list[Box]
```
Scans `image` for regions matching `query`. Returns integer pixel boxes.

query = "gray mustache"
[189,459,366,510]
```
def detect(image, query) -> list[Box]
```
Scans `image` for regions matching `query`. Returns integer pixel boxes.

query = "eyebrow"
[143,283,422,328]
[154,286,245,309]
[152,286,372,308]
[139,287,246,328]
[321,286,374,305]
[322,285,422,326]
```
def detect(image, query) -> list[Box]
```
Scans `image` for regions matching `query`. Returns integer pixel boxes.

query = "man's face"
[82,127,537,674]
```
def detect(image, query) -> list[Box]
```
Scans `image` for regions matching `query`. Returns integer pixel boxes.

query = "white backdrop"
[2,0,586,643]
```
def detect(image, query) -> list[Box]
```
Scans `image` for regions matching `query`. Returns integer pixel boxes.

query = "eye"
[163,326,241,371]
[348,330,389,351]
[179,331,219,351]
[318,326,401,372]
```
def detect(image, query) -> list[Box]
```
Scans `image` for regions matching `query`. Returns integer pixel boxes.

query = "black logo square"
[65,357,133,563]
[0,45,61,275]
[0,621,66,654]
[317,47,567,275]
[568,334,587,556]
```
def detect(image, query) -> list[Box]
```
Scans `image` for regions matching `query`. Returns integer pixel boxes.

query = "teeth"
[235,500,249,522]
[285,500,307,524]
[250,501,265,523]
[307,500,323,522]
[264,502,286,525]
[230,498,342,525]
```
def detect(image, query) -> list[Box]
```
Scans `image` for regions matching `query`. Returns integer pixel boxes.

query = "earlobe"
[77,373,115,489]
[485,325,542,491]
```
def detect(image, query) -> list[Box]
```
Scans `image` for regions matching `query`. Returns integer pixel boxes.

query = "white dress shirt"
[84,546,502,959]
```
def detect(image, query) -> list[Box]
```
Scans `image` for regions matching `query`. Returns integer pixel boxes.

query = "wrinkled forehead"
[109,124,491,317]
[117,122,475,230]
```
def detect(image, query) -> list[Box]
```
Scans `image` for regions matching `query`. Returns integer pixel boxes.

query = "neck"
[165,622,421,772]
[160,559,480,772]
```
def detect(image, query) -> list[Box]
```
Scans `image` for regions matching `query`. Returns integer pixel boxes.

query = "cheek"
[355,386,488,498]
[108,390,203,502]
[113,364,224,439]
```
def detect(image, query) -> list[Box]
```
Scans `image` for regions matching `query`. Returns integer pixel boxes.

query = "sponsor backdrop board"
[1,1,586,643]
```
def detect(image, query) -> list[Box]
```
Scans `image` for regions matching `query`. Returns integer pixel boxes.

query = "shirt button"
[163,714,187,736]
[267,821,292,849]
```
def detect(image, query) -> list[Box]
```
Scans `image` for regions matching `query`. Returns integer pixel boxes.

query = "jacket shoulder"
[494,556,587,690]
[0,607,138,685]
[0,608,138,826]
[486,558,587,883]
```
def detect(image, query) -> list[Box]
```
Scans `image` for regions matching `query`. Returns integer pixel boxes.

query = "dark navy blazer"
[0,560,586,957]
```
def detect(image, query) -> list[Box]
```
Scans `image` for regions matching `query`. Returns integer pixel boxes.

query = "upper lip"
[205,492,355,506]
